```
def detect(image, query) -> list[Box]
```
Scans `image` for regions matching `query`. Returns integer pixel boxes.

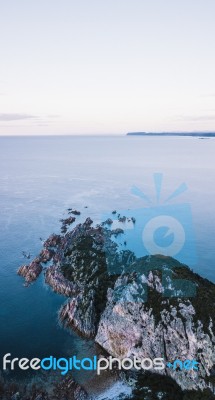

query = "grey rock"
[96,264,215,391]
[17,260,42,284]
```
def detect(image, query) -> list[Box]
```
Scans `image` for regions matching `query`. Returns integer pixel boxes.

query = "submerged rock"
[111,228,124,236]
[68,209,81,216]
[60,216,76,226]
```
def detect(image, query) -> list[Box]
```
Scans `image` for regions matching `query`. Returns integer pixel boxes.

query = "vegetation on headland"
[16,210,215,398]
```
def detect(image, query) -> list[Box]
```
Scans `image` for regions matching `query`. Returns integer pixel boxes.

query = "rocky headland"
[17,211,215,398]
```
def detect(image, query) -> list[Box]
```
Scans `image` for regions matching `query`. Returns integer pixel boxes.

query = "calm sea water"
[0,135,214,380]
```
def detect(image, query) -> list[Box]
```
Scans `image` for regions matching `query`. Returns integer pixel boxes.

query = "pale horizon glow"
[0,0,215,135]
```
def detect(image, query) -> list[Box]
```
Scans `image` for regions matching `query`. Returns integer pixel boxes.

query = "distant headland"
[127,132,215,137]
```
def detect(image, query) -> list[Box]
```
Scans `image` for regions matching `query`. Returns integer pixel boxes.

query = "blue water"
[0,135,215,379]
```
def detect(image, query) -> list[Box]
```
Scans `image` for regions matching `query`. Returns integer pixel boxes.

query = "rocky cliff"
[17,214,215,394]
[95,256,215,391]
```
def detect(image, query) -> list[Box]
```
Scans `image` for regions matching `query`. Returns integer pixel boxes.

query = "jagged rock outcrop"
[95,256,215,391]
[17,214,215,393]
[43,234,61,249]
[60,290,97,338]
[17,218,119,337]
[39,248,54,263]
[17,260,42,285]
[45,265,81,297]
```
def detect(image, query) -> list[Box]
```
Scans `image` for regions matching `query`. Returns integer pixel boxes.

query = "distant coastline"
[127,132,215,137]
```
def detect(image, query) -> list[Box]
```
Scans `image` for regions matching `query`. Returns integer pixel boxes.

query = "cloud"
[0,113,38,121]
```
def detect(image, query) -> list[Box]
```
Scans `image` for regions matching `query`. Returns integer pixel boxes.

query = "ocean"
[0,135,214,384]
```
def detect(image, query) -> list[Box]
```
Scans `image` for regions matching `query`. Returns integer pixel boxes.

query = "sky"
[0,0,215,135]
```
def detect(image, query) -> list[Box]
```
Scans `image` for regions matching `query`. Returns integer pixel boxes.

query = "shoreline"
[16,210,215,397]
